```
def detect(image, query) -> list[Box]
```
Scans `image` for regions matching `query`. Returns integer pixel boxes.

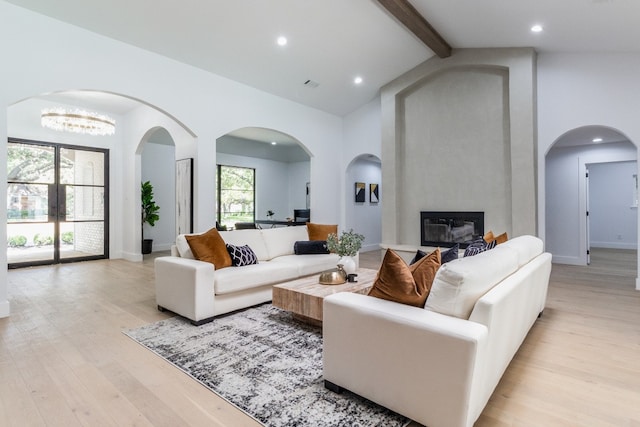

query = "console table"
[255,220,306,228]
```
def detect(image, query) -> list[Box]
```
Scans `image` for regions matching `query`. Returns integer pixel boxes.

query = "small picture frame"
[355,182,365,203]
[370,183,379,203]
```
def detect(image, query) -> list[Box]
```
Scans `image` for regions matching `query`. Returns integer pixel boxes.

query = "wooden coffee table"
[272,268,378,325]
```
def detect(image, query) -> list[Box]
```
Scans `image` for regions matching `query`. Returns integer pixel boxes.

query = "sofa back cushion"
[176,233,200,259]
[425,245,519,319]
[219,229,270,261]
[498,235,543,267]
[262,226,309,260]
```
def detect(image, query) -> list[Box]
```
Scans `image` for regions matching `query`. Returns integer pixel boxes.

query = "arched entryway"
[545,125,638,284]
[215,127,311,229]
[345,154,381,252]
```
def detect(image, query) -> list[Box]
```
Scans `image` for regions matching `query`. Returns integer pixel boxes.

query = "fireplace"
[420,211,484,248]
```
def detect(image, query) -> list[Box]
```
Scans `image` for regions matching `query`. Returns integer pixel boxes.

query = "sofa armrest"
[154,256,216,324]
[323,292,488,427]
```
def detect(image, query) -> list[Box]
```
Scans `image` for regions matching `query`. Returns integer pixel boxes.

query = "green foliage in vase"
[327,229,365,257]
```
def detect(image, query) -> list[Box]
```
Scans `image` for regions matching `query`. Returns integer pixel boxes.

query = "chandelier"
[41,107,116,136]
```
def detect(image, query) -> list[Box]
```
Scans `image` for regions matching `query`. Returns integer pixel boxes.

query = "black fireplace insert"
[420,211,484,248]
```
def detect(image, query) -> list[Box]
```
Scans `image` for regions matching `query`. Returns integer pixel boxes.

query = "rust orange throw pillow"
[185,228,232,269]
[484,230,509,244]
[368,248,441,307]
[306,222,338,241]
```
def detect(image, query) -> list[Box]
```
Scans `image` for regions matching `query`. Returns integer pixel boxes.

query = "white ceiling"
[8,0,640,119]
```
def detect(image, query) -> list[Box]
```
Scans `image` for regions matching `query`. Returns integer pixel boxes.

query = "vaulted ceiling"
[7,0,640,117]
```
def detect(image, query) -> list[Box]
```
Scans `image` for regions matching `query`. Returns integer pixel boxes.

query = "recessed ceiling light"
[271,141,277,145]
[277,36,287,46]
[592,137,603,143]
[354,76,363,85]
[531,25,543,33]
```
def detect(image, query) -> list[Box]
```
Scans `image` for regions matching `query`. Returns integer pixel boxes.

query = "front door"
[7,139,109,268]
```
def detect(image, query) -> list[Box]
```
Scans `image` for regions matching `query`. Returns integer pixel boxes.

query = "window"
[216,165,255,229]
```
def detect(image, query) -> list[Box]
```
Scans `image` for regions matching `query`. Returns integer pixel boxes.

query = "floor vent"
[303,79,319,88]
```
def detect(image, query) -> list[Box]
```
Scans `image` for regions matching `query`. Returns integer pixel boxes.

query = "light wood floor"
[1,249,639,426]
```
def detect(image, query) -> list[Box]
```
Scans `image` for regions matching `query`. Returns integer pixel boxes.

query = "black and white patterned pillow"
[226,244,258,266]
[463,239,497,257]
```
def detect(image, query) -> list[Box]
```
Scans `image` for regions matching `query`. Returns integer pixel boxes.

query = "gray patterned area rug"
[124,304,409,427]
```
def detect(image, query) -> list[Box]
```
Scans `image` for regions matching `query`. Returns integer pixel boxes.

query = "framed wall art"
[176,158,193,235]
[370,183,379,203]
[355,182,366,203]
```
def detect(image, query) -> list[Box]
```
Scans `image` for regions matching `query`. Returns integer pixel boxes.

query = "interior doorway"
[7,138,109,267]
[545,125,637,269]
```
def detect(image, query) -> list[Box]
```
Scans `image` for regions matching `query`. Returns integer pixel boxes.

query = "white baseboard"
[122,251,143,262]
[153,243,172,252]
[552,255,585,266]
[590,241,637,250]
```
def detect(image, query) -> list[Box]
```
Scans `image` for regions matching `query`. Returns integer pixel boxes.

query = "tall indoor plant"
[141,180,160,254]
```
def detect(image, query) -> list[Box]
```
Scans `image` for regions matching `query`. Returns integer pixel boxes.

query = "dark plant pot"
[142,239,153,254]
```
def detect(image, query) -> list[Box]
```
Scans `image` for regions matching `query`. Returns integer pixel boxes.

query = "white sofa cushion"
[261,226,308,260]
[176,233,198,259]
[425,245,519,319]
[219,229,270,261]
[271,253,340,277]
[499,235,543,267]
[214,261,298,294]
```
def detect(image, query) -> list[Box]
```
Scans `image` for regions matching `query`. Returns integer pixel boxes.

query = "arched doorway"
[345,154,381,252]
[215,127,311,229]
[141,127,176,253]
[545,125,638,280]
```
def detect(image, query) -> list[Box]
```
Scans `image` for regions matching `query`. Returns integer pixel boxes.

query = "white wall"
[588,161,638,249]
[537,53,640,288]
[141,142,175,251]
[288,161,311,215]
[345,158,382,252]
[0,2,344,318]
[343,99,383,249]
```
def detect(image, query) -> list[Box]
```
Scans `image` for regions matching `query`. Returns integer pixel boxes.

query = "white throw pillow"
[425,245,518,319]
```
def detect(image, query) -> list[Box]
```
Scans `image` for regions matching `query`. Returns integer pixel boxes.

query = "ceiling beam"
[377,0,452,58]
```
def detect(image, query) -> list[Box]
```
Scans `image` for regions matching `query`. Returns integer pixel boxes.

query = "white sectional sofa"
[323,235,551,427]
[155,225,340,325]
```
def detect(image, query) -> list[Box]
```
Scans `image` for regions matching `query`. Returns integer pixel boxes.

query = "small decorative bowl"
[319,264,347,285]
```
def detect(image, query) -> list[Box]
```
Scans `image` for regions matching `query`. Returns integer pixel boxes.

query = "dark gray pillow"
[294,240,329,255]
[410,244,459,265]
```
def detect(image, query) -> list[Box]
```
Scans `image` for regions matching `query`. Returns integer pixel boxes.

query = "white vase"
[339,256,357,275]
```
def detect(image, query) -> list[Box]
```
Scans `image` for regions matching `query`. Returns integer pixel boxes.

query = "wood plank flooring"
[1,248,639,426]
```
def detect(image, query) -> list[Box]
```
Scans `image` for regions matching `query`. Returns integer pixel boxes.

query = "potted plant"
[326,229,365,274]
[141,180,160,254]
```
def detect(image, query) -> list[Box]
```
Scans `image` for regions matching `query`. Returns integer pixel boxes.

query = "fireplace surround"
[420,211,484,248]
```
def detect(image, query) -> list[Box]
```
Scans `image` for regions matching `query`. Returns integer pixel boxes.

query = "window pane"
[7,183,49,222]
[60,148,105,186]
[218,165,254,228]
[7,143,55,184]
[65,185,104,221]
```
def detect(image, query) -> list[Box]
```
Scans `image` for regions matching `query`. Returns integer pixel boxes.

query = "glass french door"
[7,139,109,268]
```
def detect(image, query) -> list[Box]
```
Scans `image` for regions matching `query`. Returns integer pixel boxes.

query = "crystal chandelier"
[41,107,116,136]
